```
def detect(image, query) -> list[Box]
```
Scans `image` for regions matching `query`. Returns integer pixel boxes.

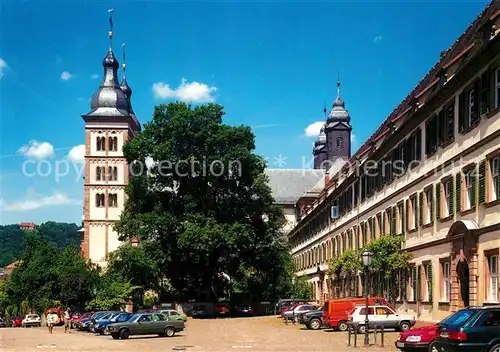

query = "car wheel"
[119,328,130,340]
[337,321,348,332]
[489,344,500,352]
[399,321,411,332]
[111,333,119,340]
[165,326,175,337]
[308,318,322,330]
[99,330,104,336]
[357,325,366,334]
[428,341,439,352]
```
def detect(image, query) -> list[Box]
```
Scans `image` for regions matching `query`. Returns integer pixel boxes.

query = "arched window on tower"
[96,166,106,181]
[109,136,118,152]
[113,166,118,181]
[108,193,118,207]
[96,136,106,151]
[337,136,344,149]
[95,193,105,207]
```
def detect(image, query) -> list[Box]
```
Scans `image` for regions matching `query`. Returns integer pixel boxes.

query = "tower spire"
[122,42,127,79]
[108,8,114,51]
[323,101,327,120]
[337,70,341,97]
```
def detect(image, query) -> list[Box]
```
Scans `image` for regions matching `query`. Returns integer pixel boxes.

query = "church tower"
[325,80,352,167]
[81,9,140,267]
[313,105,327,169]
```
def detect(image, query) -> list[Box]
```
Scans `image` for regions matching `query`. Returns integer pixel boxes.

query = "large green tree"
[114,102,287,302]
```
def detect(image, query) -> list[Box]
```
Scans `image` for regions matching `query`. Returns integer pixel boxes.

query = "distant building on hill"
[19,222,36,231]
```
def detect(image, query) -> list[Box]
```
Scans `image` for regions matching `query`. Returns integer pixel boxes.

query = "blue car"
[94,313,133,335]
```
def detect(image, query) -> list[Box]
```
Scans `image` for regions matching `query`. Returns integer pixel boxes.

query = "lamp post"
[361,251,373,346]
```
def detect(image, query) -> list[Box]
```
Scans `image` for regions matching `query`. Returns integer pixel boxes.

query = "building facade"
[80,17,141,267]
[289,1,500,322]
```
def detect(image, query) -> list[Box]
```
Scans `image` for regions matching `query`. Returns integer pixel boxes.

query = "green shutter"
[471,168,477,209]
[436,183,441,220]
[450,177,455,214]
[419,192,424,226]
[417,265,422,302]
[371,217,376,240]
[362,222,367,245]
[428,265,433,303]
[355,227,360,250]
[479,160,486,204]
[456,173,462,213]
[402,202,406,235]
[391,206,396,234]
[459,92,466,133]
[405,199,409,231]
[430,189,435,223]
[403,269,408,302]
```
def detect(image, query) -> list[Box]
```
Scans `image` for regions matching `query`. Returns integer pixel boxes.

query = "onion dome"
[327,80,351,123]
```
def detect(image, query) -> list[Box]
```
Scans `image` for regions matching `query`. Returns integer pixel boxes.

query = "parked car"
[275,299,309,315]
[322,296,394,331]
[395,312,456,351]
[77,312,111,331]
[11,317,22,327]
[94,313,133,335]
[283,304,319,321]
[234,304,254,316]
[348,305,415,333]
[428,306,500,352]
[214,303,230,316]
[298,309,325,330]
[159,309,187,322]
[71,312,94,327]
[191,305,209,318]
[0,317,6,328]
[21,314,42,327]
[107,312,185,339]
[89,312,122,333]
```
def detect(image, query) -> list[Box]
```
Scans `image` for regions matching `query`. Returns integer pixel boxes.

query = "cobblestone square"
[0,316,400,351]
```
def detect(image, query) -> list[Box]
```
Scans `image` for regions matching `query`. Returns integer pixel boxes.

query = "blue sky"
[0,0,489,225]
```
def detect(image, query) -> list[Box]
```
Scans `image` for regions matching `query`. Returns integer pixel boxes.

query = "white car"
[283,304,319,319]
[348,305,415,333]
[22,314,41,327]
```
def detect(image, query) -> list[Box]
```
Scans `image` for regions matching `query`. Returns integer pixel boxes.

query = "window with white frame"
[465,169,475,210]
[410,267,417,301]
[468,89,475,127]
[411,196,417,229]
[489,255,499,302]
[443,262,451,302]
[491,156,500,202]
[495,68,500,109]
[426,188,433,224]
[444,179,453,217]
[425,264,432,301]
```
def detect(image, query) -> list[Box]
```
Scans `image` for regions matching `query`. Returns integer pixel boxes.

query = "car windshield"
[440,309,476,327]
[113,314,131,322]
[127,314,140,321]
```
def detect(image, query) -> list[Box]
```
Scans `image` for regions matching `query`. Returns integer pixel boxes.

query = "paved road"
[0,316,400,351]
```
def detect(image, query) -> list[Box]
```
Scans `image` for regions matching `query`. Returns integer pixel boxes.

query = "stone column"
[451,255,459,312]
[469,251,479,306]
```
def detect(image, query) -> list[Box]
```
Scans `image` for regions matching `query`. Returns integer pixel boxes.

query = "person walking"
[64,308,71,333]
[46,312,57,334]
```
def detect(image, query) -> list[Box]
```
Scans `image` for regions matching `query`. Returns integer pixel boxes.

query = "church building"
[80,12,140,267]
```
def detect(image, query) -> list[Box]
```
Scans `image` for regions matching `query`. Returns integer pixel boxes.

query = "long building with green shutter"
[287,0,500,322]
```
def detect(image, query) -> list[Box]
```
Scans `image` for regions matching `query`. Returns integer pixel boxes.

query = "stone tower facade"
[81,25,140,267]
[313,80,352,169]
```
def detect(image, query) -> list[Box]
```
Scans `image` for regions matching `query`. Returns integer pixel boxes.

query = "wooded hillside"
[0,222,80,267]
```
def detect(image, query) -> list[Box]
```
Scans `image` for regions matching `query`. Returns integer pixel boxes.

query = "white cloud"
[17,140,54,160]
[61,71,73,80]
[373,35,383,44]
[91,73,99,79]
[0,191,80,212]
[0,58,7,79]
[304,121,325,137]
[152,78,217,103]
[68,145,85,163]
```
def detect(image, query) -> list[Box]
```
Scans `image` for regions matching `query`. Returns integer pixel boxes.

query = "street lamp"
[361,251,373,346]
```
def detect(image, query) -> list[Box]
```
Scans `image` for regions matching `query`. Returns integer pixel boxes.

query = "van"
[321,297,394,331]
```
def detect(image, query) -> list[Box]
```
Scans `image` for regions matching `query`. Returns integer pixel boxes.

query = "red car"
[214,303,229,316]
[71,312,94,324]
[395,314,453,351]
[280,303,300,318]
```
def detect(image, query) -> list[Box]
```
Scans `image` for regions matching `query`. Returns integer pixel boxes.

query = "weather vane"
[108,8,114,49]
[122,43,127,77]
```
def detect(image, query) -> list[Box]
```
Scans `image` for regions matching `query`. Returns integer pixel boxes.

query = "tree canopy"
[114,102,291,302]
